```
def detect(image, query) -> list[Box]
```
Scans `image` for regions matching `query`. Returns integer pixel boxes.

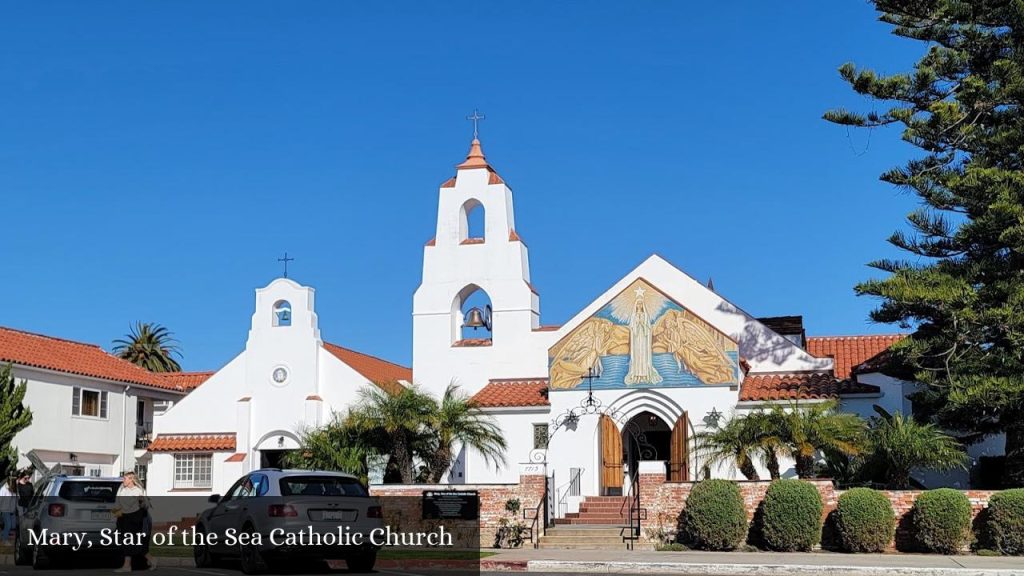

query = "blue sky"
[0,2,924,371]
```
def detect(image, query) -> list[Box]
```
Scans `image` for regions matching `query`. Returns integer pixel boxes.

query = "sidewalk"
[2,549,1022,575]
[481,548,1024,576]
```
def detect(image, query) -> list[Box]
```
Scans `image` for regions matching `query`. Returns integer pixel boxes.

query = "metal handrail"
[619,471,643,549]
[555,467,583,518]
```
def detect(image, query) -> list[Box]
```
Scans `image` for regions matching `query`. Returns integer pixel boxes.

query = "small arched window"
[459,199,485,243]
[273,300,292,327]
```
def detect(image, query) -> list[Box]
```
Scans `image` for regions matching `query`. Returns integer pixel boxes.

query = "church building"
[138,135,1003,499]
[13,133,989,499]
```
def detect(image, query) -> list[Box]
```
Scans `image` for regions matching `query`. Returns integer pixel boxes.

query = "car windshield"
[58,481,120,502]
[279,476,367,497]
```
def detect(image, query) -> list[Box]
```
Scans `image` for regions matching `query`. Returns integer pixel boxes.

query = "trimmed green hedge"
[834,488,895,553]
[912,489,971,554]
[761,479,823,551]
[681,480,748,550]
[986,489,1024,555]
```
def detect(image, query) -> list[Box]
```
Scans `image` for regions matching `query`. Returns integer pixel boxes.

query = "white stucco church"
[133,135,1001,500]
[8,134,1000,499]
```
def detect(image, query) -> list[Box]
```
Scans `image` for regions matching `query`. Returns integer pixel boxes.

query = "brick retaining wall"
[369,470,997,551]
[638,473,996,550]
[369,471,546,548]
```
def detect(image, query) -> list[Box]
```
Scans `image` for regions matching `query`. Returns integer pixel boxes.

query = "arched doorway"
[598,410,690,495]
[623,411,671,484]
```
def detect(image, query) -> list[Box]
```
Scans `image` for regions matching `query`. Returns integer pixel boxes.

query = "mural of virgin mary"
[624,287,662,385]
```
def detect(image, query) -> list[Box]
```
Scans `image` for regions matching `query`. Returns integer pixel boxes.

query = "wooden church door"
[599,414,623,495]
[669,412,690,482]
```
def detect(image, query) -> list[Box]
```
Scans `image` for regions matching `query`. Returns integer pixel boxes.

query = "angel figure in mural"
[654,309,737,384]
[624,286,662,385]
[549,319,621,389]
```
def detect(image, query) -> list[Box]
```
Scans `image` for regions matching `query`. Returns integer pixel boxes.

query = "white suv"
[15,475,123,569]
[193,469,383,574]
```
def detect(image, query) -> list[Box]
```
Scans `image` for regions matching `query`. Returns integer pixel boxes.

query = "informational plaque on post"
[422,490,480,520]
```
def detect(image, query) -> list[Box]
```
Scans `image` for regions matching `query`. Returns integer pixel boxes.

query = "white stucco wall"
[11,365,182,477]
[149,278,394,496]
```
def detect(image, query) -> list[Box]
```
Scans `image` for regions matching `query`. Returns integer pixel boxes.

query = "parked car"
[193,469,383,574]
[14,475,123,569]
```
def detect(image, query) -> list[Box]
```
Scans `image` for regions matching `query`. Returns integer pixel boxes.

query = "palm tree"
[866,406,967,489]
[694,414,763,480]
[284,414,372,481]
[767,400,867,478]
[347,384,435,484]
[424,383,507,482]
[112,322,182,372]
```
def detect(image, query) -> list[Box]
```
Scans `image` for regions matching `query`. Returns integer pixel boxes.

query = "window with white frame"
[173,453,213,489]
[72,387,108,418]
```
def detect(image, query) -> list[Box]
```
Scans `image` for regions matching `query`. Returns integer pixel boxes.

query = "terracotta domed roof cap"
[456,138,490,170]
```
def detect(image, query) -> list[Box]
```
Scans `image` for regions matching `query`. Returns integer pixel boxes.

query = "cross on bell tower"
[466,109,485,139]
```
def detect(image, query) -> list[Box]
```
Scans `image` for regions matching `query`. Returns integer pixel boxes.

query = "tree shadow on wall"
[714,302,811,368]
[820,509,843,552]
[746,500,767,549]
[894,508,920,552]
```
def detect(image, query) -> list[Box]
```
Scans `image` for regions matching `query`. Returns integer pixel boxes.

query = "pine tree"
[0,363,34,479]
[825,1,1024,487]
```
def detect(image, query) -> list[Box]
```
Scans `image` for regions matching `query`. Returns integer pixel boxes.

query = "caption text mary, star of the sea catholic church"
[27,525,453,552]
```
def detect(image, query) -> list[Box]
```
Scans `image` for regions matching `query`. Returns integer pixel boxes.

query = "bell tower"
[412,137,540,397]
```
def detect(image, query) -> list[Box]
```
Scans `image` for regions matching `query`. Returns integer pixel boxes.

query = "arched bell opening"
[451,284,493,344]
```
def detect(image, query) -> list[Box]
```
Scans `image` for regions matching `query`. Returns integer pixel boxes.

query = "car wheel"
[238,525,267,575]
[31,542,51,570]
[193,526,220,568]
[345,551,377,573]
[15,530,32,566]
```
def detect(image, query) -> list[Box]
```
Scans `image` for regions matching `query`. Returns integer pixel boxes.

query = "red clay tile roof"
[509,229,522,242]
[425,238,436,247]
[440,177,456,188]
[148,433,236,452]
[473,378,550,408]
[806,335,905,379]
[839,379,883,395]
[154,371,213,390]
[0,326,192,392]
[488,171,505,185]
[533,325,561,332]
[224,453,246,462]
[322,341,412,389]
[460,237,485,245]
[739,371,880,402]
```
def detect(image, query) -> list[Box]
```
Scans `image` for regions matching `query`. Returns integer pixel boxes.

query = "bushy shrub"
[986,489,1024,555]
[912,489,971,554]
[760,479,823,551]
[680,479,748,550]
[834,488,895,552]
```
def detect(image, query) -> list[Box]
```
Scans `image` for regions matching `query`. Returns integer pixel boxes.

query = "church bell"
[463,305,492,331]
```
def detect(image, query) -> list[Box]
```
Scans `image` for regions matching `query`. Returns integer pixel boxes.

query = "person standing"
[114,471,156,572]
[0,477,17,545]
[16,471,34,513]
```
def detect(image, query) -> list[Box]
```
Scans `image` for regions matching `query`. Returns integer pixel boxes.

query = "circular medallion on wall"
[271,366,289,387]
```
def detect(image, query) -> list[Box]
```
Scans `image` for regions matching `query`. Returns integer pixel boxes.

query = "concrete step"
[539,536,626,545]
[555,518,631,525]
[538,542,625,549]
[544,527,625,537]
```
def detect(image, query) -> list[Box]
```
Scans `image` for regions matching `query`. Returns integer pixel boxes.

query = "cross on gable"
[277,252,295,278]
